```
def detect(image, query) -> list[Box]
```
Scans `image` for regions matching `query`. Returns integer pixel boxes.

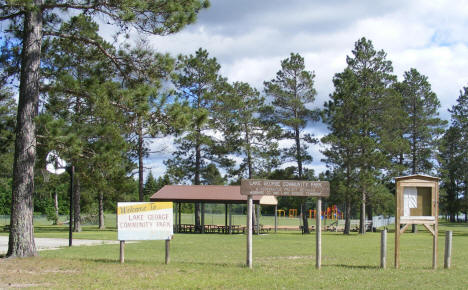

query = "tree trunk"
[194,136,201,230]
[98,191,105,229]
[301,200,310,234]
[295,126,303,178]
[7,3,43,258]
[344,199,351,235]
[359,191,366,234]
[367,204,373,231]
[138,120,144,202]
[245,125,253,179]
[73,175,81,232]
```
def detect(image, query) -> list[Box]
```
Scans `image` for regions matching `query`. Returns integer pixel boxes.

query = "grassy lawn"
[1,221,467,288]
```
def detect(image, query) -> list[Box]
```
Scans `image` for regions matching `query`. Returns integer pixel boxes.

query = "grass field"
[1,218,467,289]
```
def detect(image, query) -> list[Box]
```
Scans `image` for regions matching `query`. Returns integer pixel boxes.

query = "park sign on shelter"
[117,202,173,241]
[241,179,330,197]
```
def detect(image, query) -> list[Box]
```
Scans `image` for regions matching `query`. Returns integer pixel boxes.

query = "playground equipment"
[288,208,298,218]
[309,205,343,219]
[277,209,285,217]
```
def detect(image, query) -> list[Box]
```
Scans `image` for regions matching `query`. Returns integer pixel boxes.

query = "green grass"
[1,221,468,288]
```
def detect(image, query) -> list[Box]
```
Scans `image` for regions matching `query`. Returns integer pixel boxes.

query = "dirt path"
[0,236,119,254]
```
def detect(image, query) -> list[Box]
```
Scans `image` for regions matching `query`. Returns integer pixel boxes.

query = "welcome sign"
[117,202,173,241]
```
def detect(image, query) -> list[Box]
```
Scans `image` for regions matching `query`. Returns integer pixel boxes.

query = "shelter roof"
[150,185,278,205]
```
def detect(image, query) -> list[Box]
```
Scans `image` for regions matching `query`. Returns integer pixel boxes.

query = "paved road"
[0,236,119,254]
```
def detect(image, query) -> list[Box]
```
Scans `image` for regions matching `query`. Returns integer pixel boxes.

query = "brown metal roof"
[150,185,277,205]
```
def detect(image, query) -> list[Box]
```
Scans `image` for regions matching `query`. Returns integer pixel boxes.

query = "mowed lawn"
[1,221,468,289]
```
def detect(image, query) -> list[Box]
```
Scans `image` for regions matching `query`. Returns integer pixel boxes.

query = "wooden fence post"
[380,229,387,269]
[165,239,171,265]
[120,241,125,264]
[444,230,452,269]
[247,195,253,268]
[316,197,322,269]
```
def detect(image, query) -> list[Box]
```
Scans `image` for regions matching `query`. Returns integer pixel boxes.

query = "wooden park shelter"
[394,174,440,269]
[150,185,278,234]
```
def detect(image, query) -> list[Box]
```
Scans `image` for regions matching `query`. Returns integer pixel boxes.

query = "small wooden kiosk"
[394,175,439,269]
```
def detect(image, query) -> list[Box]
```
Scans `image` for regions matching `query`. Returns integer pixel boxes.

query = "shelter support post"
[247,195,253,268]
[316,197,322,269]
[256,205,260,235]
[274,205,277,233]
[178,203,181,233]
[201,203,205,234]
[174,202,178,233]
[225,203,228,232]
[229,204,232,234]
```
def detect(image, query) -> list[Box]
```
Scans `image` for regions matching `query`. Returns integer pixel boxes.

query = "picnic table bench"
[329,220,372,232]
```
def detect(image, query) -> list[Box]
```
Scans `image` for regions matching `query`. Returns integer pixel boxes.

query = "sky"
[139,0,468,180]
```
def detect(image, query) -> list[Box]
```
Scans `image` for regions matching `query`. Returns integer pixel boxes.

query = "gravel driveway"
[0,236,119,254]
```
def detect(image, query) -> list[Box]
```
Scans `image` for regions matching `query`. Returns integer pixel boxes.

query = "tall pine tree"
[264,53,318,234]
[1,0,209,257]
[323,38,396,234]
[165,48,231,230]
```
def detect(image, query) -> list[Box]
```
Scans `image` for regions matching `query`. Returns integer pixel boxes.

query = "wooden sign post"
[394,175,439,269]
[241,179,330,269]
[117,202,173,264]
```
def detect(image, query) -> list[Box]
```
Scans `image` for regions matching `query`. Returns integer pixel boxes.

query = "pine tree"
[447,86,468,221]
[438,126,462,222]
[264,53,318,234]
[322,38,396,234]
[117,43,180,202]
[397,68,446,174]
[1,0,209,257]
[165,48,230,230]
[214,81,280,180]
[144,172,159,200]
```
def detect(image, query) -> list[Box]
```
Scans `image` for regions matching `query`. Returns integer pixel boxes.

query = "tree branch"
[42,30,126,77]
[0,11,23,20]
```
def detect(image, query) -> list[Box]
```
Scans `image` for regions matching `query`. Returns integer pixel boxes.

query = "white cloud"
[143,0,468,179]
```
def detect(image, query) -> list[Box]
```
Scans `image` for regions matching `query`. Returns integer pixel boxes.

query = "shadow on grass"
[77,258,121,264]
[34,226,117,233]
[324,264,380,270]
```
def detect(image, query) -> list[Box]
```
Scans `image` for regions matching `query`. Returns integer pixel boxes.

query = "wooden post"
[395,184,401,269]
[247,195,253,268]
[174,202,178,233]
[380,229,387,269]
[120,241,125,264]
[274,204,277,233]
[316,197,322,269]
[433,223,438,269]
[165,239,171,265]
[225,203,228,233]
[178,203,182,232]
[256,204,260,235]
[444,230,452,269]
[229,204,232,234]
[201,203,205,234]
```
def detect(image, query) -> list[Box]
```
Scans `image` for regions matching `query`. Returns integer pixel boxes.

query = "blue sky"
[132,0,468,180]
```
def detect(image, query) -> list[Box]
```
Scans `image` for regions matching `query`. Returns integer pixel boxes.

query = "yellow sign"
[117,202,172,215]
